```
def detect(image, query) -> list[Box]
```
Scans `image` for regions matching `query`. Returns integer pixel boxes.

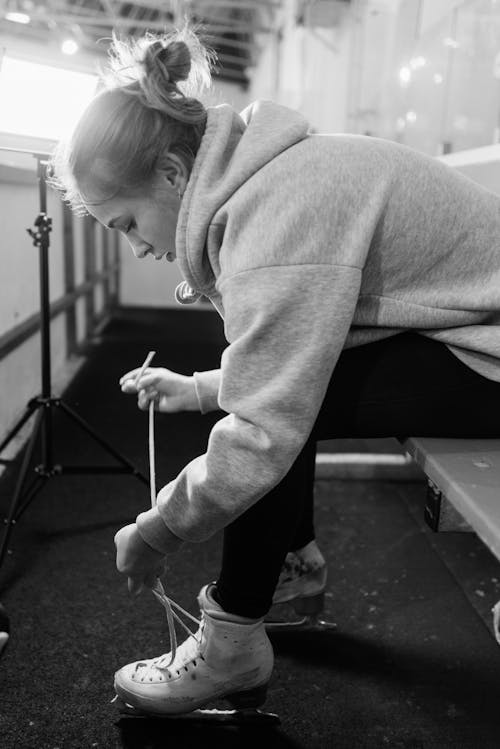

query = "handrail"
[0,265,119,362]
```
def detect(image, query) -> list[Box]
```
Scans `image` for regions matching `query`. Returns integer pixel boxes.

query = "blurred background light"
[5,11,30,23]
[61,39,79,55]
[0,56,97,140]
[409,56,427,70]
[399,66,411,86]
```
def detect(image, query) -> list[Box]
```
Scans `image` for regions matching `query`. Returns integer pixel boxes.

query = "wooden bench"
[402,438,500,643]
[402,438,500,561]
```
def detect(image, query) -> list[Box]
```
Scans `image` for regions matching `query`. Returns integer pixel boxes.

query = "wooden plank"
[101,224,110,308]
[63,204,77,356]
[83,216,96,337]
[0,266,119,363]
[404,437,500,560]
[111,233,120,307]
[315,452,423,481]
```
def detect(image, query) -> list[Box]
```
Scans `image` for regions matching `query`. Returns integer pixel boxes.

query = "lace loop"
[134,351,202,673]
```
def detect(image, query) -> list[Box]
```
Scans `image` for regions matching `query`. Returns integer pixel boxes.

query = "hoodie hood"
[174,100,309,301]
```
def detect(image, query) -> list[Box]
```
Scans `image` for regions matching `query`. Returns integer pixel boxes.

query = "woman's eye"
[125,220,136,234]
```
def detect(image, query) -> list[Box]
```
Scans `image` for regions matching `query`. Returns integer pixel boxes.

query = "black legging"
[216,332,500,618]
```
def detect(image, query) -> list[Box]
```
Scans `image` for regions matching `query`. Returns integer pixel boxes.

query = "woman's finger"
[137,388,158,409]
[143,572,161,590]
[121,379,139,393]
[119,368,142,385]
[135,372,160,389]
[128,576,144,597]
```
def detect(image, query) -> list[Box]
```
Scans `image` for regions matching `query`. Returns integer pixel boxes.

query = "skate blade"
[112,694,280,725]
[265,613,337,633]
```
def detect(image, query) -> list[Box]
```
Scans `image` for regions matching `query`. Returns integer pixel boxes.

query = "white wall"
[248,0,354,133]
[440,143,500,194]
[420,0,465,34]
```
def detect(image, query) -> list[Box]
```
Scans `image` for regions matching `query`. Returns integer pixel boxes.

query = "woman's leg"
[288,439,317,553]
[216,438,317,618]
[311,332,500,441]
[216,332,500,618]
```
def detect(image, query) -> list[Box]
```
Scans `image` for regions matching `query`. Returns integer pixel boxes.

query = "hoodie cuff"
[193,369,221,413]
[136,507,185,555]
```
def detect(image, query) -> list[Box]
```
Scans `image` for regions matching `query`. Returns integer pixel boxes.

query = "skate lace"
[137,596,204,678]
[135,353,202,671]
[492,599,500,645]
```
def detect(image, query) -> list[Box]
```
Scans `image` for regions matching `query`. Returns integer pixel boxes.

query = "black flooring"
[1,307,500,748]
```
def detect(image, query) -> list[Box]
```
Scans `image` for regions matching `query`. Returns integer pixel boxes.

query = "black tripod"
[0,150,148,570]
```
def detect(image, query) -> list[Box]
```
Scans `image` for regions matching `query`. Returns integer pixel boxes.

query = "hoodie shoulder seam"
[217,262,362,287]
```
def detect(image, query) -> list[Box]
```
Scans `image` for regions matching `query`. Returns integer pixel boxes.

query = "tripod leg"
[13,474,48,523]
[0,408,43,569]
[0,400,38,455]
[57,401,149,486]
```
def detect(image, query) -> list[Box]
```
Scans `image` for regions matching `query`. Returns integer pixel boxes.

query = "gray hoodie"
[137,100,500,554]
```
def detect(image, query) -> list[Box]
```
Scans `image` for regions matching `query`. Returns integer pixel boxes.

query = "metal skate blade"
[112,692,280,724]
[117,706,280,724]
[266,615,337,633]
[112,695,139,714]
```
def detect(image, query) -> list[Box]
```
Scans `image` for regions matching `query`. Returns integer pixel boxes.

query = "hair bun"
[144,39,191,86]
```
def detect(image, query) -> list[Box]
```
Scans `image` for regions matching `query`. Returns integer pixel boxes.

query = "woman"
[51,27,500,716]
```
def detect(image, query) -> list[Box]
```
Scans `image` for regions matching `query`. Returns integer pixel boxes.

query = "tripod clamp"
[27,396,61,409]
[27,213,52,247]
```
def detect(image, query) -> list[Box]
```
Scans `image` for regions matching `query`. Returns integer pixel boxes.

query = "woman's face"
[83,155,188,262]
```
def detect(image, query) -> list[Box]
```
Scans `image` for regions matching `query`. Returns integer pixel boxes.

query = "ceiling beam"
[215,50,252,66]
[34,10,258,50]
[212,65,248,83]
[188,0,281,9]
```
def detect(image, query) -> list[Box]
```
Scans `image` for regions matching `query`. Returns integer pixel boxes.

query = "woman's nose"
[128,239,150,259]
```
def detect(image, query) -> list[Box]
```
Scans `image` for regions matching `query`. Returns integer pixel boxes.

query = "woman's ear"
[157,152,189,194]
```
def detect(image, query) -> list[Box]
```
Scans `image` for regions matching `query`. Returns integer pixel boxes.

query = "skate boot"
[265,541,335,631]
[114,583,275,719]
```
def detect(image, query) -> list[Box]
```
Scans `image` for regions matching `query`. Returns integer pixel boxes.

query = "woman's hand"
[119,366,199,412]
[114,523,167,596]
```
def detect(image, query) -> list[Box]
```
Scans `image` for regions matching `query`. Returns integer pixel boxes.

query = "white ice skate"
[265,541,336,632]
[113,583,278,723]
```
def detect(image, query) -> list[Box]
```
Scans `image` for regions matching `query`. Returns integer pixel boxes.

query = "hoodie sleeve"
[136,261,362,552]
[193,369,222,413]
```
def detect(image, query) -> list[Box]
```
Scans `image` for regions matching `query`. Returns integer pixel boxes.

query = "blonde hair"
[50,26,213,214]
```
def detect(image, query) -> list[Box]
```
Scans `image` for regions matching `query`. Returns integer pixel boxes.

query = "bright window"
[0,56,97,141]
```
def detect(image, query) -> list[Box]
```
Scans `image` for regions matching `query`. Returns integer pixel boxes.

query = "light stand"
[0,149,148,570]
